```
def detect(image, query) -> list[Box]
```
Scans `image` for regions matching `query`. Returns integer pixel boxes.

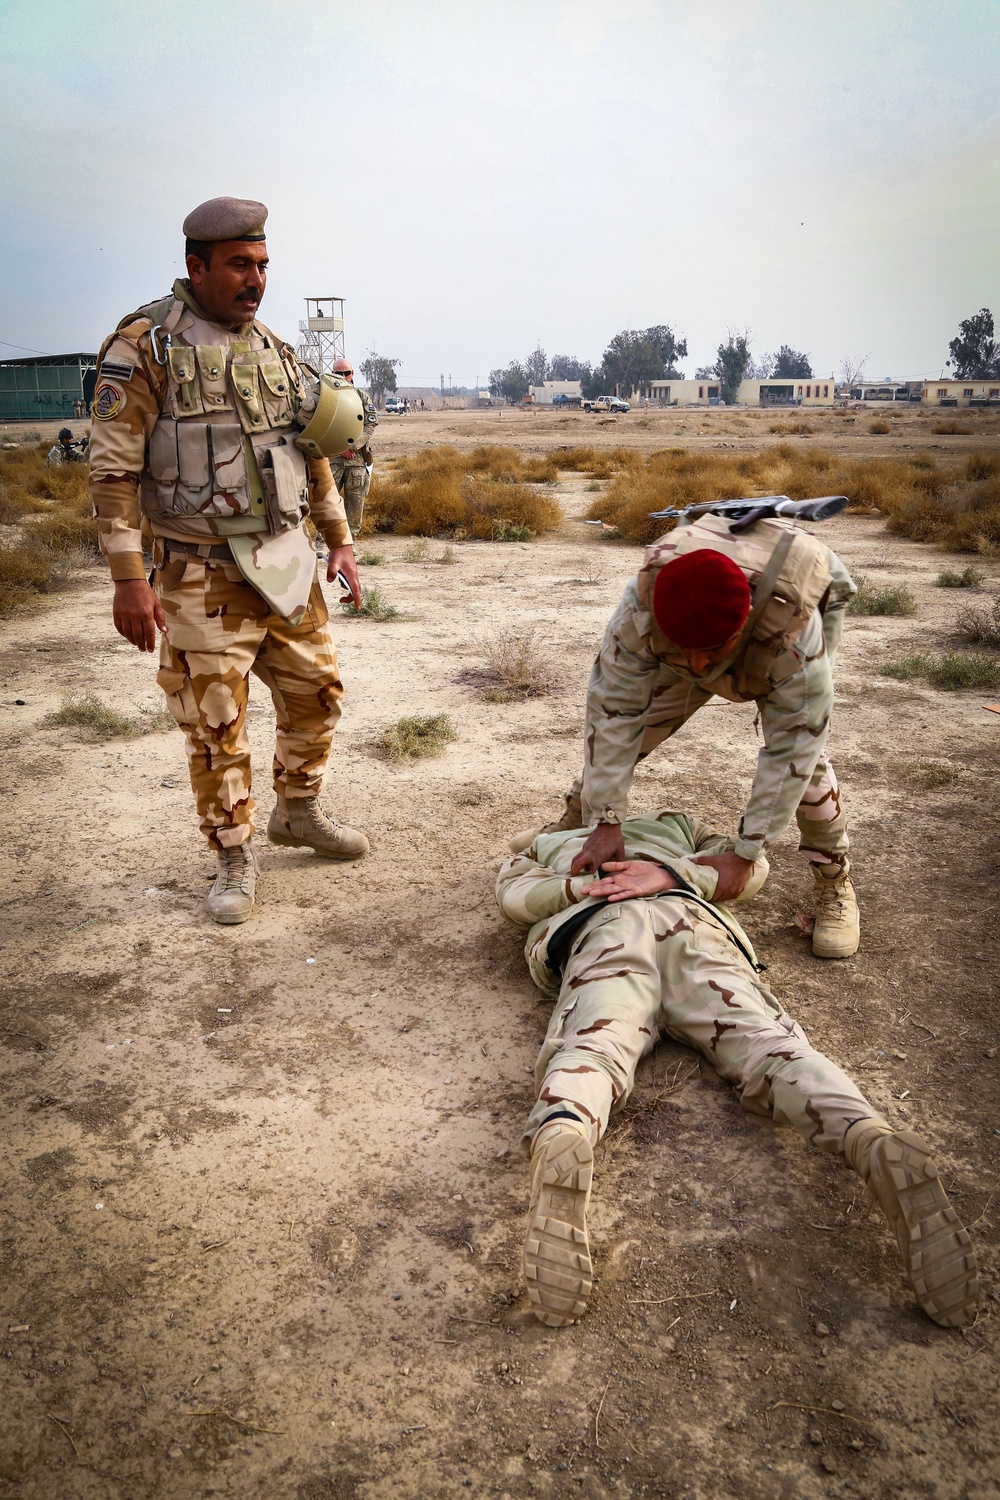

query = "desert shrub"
[894,757,961,787]
[403,538,430,562]
[0,447,97,612]
[869,418,892,434]
[932,421,974,436]
[364,446,563,538]
[963,451,1000,482]
[882,650,1000,689]
[357,548,384,566]
[850,576,918,616]
[437,545,457,564]
[936,566,982,587]
[769,420,813,435]
[342,583,400,621]
[381,712,456,760]
[45,692,174,739]
[954,597,1000,647]
[476,621,552,700]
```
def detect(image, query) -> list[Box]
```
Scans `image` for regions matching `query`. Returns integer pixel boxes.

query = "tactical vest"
[115,289,310,535]
[634,514,833,702]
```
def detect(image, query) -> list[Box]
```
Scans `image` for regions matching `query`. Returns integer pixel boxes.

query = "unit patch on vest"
[93,382,125,420]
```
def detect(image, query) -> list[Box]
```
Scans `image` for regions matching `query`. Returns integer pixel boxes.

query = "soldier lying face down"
[495,810,979,1330]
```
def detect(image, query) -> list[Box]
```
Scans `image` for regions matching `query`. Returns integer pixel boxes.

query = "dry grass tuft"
[381,712,457,760]
[476,621,552,700]
[850,576,918,616]
[364,445,563,539]
[932,420,974,436]
[769,420,813,435]
[45,692,175,740]
[895,757,961,787]
[936,566,983,587]
[585,444,1000,552]
[342,583,401,621]
[882,650,1000,690]
[954,597,1000,647]
[868,418,892,435]
[0,446,99,615]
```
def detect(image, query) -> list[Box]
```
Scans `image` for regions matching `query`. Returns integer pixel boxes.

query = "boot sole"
[869,1132,979,1327]
[812,932,860,959]
[208,902,254,925]
[267,826,368,860]
[524,1131,594,1327]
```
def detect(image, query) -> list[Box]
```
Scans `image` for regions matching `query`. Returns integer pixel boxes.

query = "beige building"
[528,380,583,404]
[921,378,1000,407]
[647,376,835,407]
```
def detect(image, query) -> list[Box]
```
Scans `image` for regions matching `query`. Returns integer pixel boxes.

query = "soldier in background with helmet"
[88,196,370,925]
[511,514,861,960]
[328,356,378,536]
[47,427,85,465]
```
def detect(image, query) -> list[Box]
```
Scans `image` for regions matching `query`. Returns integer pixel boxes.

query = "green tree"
[547,354,591,382]
[772,344,812,378]
[489,361,529,404]
[524,345,548,387]
[358,352,400,406]
[714,330,753,404]
[948,309,999,379]
[599,324,687,398]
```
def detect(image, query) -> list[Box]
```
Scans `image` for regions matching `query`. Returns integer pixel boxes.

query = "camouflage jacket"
[496,810,769,996]
[88,279,352,582]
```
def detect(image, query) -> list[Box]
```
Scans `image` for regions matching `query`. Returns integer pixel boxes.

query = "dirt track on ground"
[1,407,999,1499]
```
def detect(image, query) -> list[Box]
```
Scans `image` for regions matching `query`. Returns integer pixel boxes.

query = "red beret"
[652,549,752,649]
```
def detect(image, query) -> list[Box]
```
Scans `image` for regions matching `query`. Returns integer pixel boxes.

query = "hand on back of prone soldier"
[583,860,680,903]
[570,821,626,876]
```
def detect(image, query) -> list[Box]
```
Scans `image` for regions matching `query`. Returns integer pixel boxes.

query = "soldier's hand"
[691,852,755,901]
[113,579,165,652]
[583,860,679,903]
[570,821,626,876]
[327,545,361,609]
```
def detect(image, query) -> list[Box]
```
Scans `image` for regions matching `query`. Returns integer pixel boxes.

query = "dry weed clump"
[932,420,974,436]
[381,712,457,760]
[476,621,552,700]
[850,576,918,616]
[955,597,1000,648]
[868,418,892,435]
[45,692,174,740]
[363,445,562,539]
[0,445,99,615]
[586,443,1000,552]
[882,650,1000,690]
[936,565,982,587]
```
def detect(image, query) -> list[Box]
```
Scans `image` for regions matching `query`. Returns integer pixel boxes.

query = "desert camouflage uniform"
[496,811,876,1152]
[570,518,856,871]
[330,397,378,536]
[88,278,353,849]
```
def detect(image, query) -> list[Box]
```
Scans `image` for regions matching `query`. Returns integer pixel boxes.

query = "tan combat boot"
[811,863,860,959]
[268,794,369,860]
[524,1118,594,1327]
[509,793,585,856]
[845,1118,979,1327]
[208,842,258,925]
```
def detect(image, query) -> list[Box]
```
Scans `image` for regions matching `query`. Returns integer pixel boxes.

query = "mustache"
[235,289,261,304]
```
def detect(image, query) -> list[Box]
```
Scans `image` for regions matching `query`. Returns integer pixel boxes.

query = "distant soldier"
[88,196,371,925]
[512,514,861,959]
[497,807,979,1330]
[328,357,378,536]
[46,427,84,465]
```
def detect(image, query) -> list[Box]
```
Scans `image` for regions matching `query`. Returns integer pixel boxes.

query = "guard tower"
[297,297,345,374]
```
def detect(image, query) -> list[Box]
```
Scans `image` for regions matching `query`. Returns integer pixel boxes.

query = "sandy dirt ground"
[2,406,999,1499]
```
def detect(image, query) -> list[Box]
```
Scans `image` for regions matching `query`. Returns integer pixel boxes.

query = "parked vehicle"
[582,395,630,414]
[384,396,406,414]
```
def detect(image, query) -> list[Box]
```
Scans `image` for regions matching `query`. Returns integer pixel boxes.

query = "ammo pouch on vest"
[141,307,308,535]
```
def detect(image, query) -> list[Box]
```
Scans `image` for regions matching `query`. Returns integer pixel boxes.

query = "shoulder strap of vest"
[696,529,796,687]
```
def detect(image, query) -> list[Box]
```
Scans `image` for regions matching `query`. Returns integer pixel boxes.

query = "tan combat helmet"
[295,375,366,458]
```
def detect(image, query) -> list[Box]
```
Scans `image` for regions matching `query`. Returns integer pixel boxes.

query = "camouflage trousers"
[523,896,874,1151]
[330,456,371,537]
[574,685,850,870]
[155,555,343,850]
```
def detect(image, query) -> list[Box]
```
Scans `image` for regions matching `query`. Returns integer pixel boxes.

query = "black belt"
[163,539,233,561]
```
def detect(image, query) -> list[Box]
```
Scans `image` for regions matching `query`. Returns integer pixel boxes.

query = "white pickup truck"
[582,395,630,414]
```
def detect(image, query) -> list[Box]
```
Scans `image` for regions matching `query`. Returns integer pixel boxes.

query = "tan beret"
[182,197,268,243]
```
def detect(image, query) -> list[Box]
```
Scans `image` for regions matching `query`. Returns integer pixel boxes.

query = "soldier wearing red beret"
[512,513,860,958]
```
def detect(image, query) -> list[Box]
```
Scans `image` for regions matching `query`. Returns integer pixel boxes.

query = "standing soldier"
[88,197,370,924]
[512,512,860,958]
[327,357,378,537]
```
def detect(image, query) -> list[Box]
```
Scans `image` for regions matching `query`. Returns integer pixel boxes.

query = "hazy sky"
[2,0,998,385]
